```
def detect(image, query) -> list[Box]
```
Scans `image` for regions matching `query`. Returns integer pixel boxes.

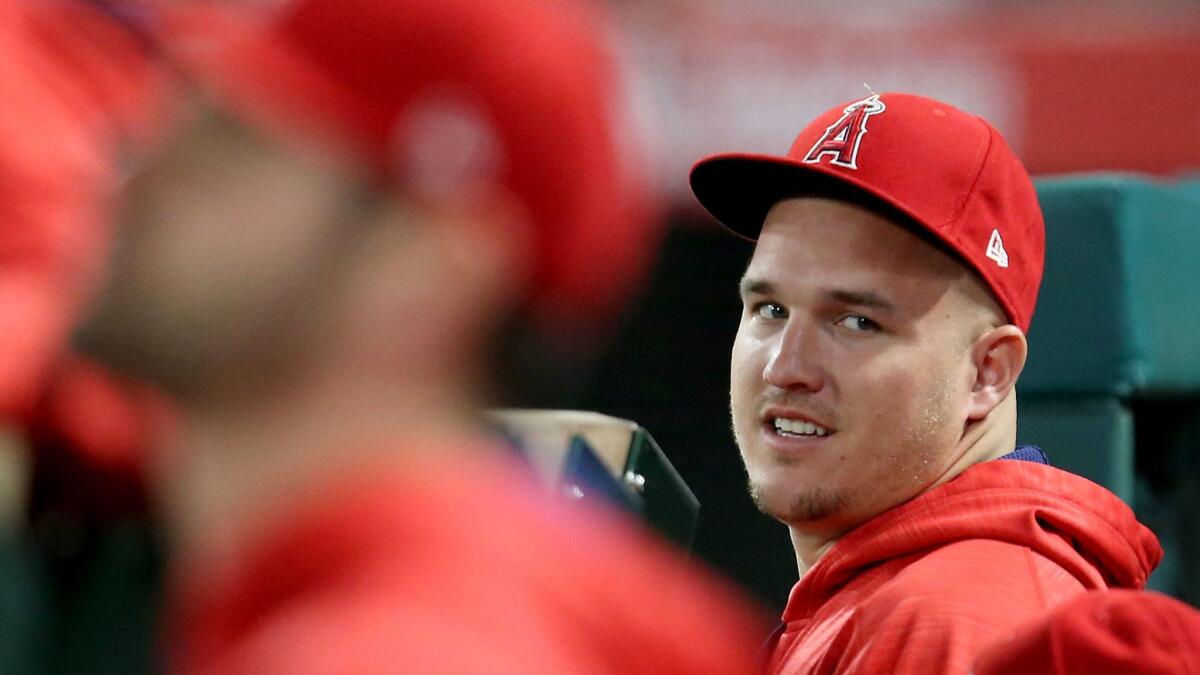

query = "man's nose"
[763,319,825,392]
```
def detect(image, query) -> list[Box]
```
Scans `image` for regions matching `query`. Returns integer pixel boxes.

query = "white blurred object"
[485,409,638,488]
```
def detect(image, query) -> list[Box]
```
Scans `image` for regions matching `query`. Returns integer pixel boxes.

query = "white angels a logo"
[802,95,887,170]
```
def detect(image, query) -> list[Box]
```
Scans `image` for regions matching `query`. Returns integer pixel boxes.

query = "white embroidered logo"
[802,94,887,170]
[986,229,1009,268]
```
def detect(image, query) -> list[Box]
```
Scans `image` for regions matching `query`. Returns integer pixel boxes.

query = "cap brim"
[690,152,1023,330]
[689,153,926,242]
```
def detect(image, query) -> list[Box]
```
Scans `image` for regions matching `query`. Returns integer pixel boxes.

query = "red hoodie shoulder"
[831,540,1083,675]
[771,461,1162,675]
[803,460,1160,603]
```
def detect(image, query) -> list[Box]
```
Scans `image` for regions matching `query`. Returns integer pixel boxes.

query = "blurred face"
[730,197,982,535]
[74,103,374,401]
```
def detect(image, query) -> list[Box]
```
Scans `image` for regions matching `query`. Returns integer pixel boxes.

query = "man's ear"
[965,325,1027,421]
[424,185,536,315]
[332,185,536,376]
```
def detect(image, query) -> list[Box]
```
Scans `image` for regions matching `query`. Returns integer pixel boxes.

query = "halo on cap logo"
[802,94,886,170]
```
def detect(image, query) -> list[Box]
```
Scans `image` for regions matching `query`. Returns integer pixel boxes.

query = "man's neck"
[789,530,840,578]
[158,366,488,566]
[787,395,1019,578]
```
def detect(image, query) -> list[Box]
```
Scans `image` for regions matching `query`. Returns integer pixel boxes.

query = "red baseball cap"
[974,590,1200,675]
[153,0,655,335]
[690,92,1044,332]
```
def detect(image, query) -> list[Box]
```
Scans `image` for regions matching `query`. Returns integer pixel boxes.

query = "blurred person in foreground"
[689,92,1162,674]
[1,0,168,488]
[974,590,1200,675]
[74,0,767,672]
[1,4,171,670]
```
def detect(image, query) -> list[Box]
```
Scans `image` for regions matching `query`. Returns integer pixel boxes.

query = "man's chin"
[72,300,185,398]
[748,479,845,525]
[73,300,131,366]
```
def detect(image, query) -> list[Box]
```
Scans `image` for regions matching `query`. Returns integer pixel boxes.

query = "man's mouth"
[771,416,831,438]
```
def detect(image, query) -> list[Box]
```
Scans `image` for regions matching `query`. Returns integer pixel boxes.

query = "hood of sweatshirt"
[783,460,1162,621]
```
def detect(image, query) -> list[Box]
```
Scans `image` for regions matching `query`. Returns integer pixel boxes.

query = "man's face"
[730,196,981,535]
[74,103,370,400]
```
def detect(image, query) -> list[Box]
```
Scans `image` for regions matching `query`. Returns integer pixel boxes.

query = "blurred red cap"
[156,0,657,336]
[974,590,1200,675]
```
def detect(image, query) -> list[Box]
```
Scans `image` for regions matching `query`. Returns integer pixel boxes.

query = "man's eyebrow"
[738,277,774,297]
[827,289,896,312]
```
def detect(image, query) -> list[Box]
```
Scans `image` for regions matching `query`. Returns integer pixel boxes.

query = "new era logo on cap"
[802,94,886,170]
[986,229,1009,268]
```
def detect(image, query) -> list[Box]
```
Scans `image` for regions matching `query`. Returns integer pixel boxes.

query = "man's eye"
[753,302,786,320]
[835,314,878,332]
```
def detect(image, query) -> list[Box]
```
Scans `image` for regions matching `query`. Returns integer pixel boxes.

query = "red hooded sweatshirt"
[767,460,1162,675]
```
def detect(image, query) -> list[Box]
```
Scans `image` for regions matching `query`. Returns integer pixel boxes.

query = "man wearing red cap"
[690,93,1162,674]
[72,0,765,672]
